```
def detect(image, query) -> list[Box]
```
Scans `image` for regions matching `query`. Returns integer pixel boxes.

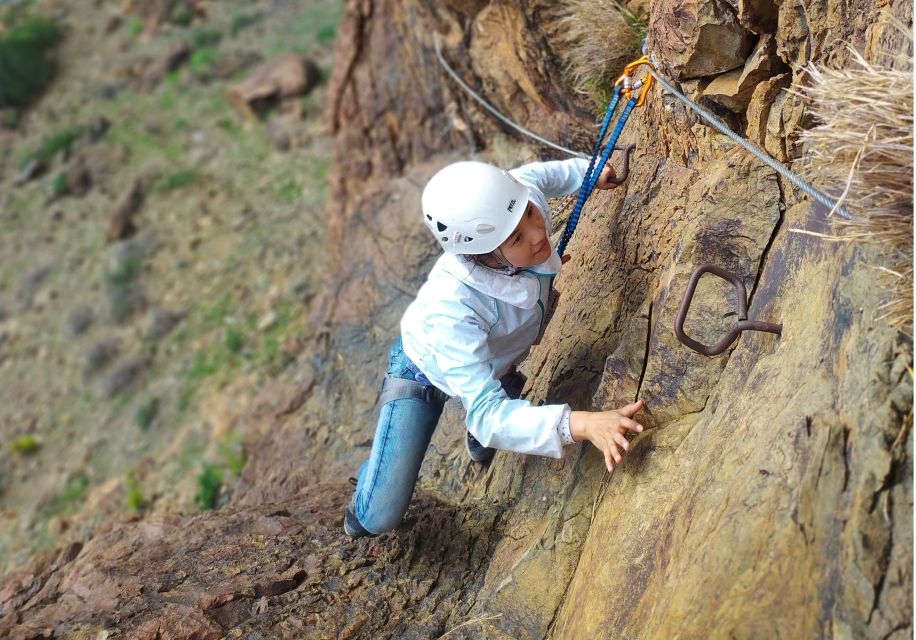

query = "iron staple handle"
[674,264,782,357]
[604,144,636,184]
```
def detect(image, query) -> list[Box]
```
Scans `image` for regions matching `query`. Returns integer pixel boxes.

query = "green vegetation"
[40,472,89,518]
[194,463,223,510]
[11,434,40,454]
[155,87,179,112]
[179,349,221,409]
[170,4,195,27]
[164,69,181,89]
[0,16,61,108]
[171,437,204,485]
[190,28,221,49]
[176,294,303,411]
[317,23,337,45]
[276,180,301,204]
[191,434,246,512]
[224,325,244,354]
[114,392,134,411]
[619,6,648,48]
[220,433,246,475]
[202,294,232,325]
[127,16,144,38]
[230,11,260,36]
[224,451,245,476]
[150,168,200,193]
[104,253,142,323]
[299,95,317,113]
[50,171,68,197]
[107,112,184,166]
[0,0,341,574]
[216,116,241,135]
[253,301,300,374]
[188,47,217,74]
[125,471,146,513]
[135,397,159,430]
[20,126,83,168]
[271,2,343,55]
[188,351,219,380]
[3,109,19,127]
[105,253,141,287]
[583,75,619,114]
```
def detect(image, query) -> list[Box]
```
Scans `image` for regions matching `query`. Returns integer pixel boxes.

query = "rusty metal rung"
[674,264,782,357]
[606,144,636,185]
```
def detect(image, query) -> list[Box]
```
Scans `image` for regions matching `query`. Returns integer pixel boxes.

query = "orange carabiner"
[613,55,656,108]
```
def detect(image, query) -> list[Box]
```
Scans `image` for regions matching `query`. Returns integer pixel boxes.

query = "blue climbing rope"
[558,57,655,256]
[558,90,635,256]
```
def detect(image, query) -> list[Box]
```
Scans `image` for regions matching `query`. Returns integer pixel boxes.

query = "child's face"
[499,201,551,267]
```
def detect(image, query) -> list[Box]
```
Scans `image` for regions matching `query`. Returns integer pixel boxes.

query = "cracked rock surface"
[2,0,911,638]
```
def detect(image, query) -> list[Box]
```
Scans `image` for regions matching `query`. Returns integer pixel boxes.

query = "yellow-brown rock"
[1,0,911,638]
[650,0,755,79]
[703,34,786,112]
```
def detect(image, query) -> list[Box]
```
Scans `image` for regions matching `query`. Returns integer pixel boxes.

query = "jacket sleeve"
[511,158,591,199]
[426,308,571,458]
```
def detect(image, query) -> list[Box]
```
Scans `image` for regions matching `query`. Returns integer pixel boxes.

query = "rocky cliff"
[1,0,911,638]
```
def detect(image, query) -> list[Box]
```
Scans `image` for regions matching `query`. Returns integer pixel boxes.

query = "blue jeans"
[350,337,447,535]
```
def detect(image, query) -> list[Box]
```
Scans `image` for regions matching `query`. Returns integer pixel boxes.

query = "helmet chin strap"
[491,247,516,270]
[462,247,518,275]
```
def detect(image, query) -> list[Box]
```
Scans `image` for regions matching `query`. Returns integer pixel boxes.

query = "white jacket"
[400,158,590,458]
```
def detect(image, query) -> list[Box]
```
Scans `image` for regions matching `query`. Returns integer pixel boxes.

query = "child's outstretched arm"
[570,400,645,473]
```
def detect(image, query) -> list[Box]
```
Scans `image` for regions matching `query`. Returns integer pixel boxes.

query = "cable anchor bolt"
[674,264,782,357]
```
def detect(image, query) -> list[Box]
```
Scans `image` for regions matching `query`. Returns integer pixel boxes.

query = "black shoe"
[343,506,370,538]
[466,432,496,464]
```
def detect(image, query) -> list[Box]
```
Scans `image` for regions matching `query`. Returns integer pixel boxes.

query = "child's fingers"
[614,432,630,452]
[619,399,645,418]
[608,441,622,465]
[604,449,615,474]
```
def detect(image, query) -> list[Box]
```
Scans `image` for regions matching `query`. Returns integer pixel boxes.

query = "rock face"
[651,0,755,79]
[702,34,786,112]
[1,0,911,638]
[0,486,502,638]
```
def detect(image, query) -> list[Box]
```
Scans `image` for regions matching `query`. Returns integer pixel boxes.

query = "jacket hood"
[438,244,562,309]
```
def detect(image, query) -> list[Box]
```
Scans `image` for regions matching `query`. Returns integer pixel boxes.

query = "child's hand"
[570,400,645,473]
[594,164,621,190]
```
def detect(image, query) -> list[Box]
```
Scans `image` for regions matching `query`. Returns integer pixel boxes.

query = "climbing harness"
[377,374,448,408]
[557,56,655,256]
[674,264,782,356]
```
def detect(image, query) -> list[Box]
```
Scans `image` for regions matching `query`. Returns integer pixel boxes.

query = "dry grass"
[795,33,913,332]
[556,1,644,101]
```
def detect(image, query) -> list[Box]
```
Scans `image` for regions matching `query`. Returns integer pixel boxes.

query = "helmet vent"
[441,236,448,242]
[465,237,473,242]
[436,221,448,232]
[425,214,432,220]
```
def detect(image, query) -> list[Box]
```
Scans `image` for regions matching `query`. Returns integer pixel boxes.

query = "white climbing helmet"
[421,161,530,255]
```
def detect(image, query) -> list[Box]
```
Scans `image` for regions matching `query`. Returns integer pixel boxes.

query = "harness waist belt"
[378,374,448,408]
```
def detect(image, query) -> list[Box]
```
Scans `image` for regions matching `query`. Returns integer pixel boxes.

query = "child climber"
[344,157,646,538]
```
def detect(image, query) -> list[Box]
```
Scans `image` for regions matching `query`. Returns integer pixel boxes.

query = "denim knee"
[359,501,410,535]
[351,391,443,535]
